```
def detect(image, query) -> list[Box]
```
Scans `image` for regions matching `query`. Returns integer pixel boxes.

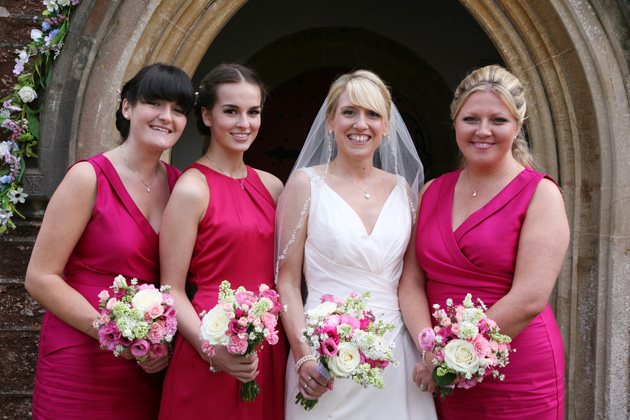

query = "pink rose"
[247,313,256,323]
[147,303,164,319]
[238,317,248,327]
[147,322,167,344]
[323,314,341,327]
[455,306,465,322]
[130,339,150,358]
[451,324,460,336]
[227,335,249,355]
[441,317,452,328]
[489,340,499,352]
[235,291,256,307]
[100,314,111,324]
[253,318,262,328]
[472,334,490,358]
[261,289,279,301]
[270,301,283,316]
[259,284,270,293]
[106,298,119,311]
[98,290,110,304]
[457,377,478,389]
[418,328,436,352]
[321,338,338,357]
[477,318,490,334]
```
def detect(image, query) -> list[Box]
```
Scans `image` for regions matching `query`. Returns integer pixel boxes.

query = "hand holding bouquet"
[296,291,397,411]
[93,275,177,361]
[199,280,284,403]
[418,293,513,399]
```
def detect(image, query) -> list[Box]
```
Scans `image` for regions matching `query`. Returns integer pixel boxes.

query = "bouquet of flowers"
[199,280,284,403]
[296,291,397,411]
[93,275,177,361]
[418,293,513,399]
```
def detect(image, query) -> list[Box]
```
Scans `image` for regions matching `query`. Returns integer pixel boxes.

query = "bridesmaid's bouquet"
[199,280,284,403]
[418,293,513,399]
[93,275,177,361]
[296,292,397,411]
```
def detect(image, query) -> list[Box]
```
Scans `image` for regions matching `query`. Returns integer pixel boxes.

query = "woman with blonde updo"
[276,69,437,419]
[400,65,569,419]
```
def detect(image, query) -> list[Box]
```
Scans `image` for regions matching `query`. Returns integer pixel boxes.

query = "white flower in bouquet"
[306,301,338,319]
[443,339,480,375]
[327,342,361,376]
[131,288,163,313]
[200,306,230,345]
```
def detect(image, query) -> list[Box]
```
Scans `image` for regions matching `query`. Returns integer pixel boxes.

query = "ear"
[325,115,333,132]
[122,99,132,119]
[201,107,212,127]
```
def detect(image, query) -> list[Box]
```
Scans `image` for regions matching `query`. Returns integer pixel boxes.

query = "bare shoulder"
[169,167,209,206]
[63,161,97,189]
[529,177,566,209]
[253,168,284,203]
[419,178,436,196]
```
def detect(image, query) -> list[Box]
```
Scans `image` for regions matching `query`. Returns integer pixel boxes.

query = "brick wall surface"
[0,2,47,418]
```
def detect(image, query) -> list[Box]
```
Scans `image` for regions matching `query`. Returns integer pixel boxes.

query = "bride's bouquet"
[418,293,513,399]
[199,280,284,403]
[296,292,397,411]
[93,275,177,361]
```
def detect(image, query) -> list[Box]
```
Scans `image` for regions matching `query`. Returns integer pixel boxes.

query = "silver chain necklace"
[464,164,516,198]
[203,154,245,189]
[120,144,158,193]
[334,164,375,199]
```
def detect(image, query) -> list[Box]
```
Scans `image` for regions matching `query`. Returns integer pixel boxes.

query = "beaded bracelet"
[421,350,427,366]
[294,354,317,373]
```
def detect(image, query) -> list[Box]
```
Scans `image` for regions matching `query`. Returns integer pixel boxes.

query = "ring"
[304,383,309,390]
[420,384,427,391]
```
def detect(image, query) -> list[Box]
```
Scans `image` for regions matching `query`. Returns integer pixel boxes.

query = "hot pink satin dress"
[416,168,564,419]
[158,164,286,420]
[32,154,181,420]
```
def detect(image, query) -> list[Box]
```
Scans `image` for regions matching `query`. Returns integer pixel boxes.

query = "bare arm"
[484,178,570,338]
[398,180,438,392]
[25,162,100,339]
[159,169,257,383]
[276,171,331,399]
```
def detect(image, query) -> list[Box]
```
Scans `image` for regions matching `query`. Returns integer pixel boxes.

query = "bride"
[276,70,437,419]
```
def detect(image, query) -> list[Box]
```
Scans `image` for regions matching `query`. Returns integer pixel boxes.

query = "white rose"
[17,86,37,103]
[306,301,338,319]
[200,307,229,345]
[0,142,10,156]
[57,0,72,6]
[327,342,360,377]
[131,288,163,313]
[444,339,480,375]
[113,275,128,289]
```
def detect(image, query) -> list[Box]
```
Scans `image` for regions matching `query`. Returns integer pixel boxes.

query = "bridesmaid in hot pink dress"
[399,65,569,419]
[158,64,286,420]
[25,64,195,420]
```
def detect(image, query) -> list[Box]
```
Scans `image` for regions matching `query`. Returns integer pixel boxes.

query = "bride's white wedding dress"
[284,168,437,419]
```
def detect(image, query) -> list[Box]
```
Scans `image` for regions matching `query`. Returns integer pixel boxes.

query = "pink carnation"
[418,328,436,352]
[201,342,216,357]
[434,348,445,362]
[261,313,277,330]
[165,316,177,335]
[266,330,279,345]
[441,317,452,328]
[473,334,490,357]
[457,377,478,389]
[227,335,249,355]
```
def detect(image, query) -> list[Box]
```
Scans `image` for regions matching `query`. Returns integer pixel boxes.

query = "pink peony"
[418,328,436,352]
[323,314,341,327]
[339,315,360,331]
[147,302,164,319]
[227,335,249,355]
[130,339,150,358]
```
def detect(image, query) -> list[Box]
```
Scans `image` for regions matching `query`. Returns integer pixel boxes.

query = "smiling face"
[327,89,386,162]
[123,98,187,151]
[201,81,262,154]
[454,90,521,168]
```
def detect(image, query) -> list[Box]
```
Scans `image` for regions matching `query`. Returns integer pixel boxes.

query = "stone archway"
[35,1,630,418]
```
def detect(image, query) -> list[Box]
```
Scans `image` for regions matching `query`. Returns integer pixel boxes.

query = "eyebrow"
[220,104,261,110]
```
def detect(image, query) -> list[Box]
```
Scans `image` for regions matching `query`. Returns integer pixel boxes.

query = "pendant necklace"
[335,164,374,199]
[203,154,245,189]
[120,144,158,193]
[464,163,516,198]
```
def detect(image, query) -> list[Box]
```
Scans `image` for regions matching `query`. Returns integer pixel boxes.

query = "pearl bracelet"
[209,357,220,373]
[294,354,317,373]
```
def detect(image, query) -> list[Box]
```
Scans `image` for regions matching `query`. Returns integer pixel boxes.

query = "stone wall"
[0,2,46,419]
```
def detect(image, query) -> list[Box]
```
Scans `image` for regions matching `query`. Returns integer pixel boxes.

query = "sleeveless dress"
[284,168,437,419]
[32,154,181,420]
[159,163,286,420]
[416,168,565,419]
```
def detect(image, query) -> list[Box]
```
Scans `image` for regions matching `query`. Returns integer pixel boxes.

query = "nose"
[236,112,249,128]
[159,106,173,123]
[354,112,368,130]
[477,120,491,137]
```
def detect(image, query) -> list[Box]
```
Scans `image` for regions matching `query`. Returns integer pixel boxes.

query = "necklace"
[464,164,516,198]
[203,154,245,189]
[335,164,374,199]
[120,144,158,193]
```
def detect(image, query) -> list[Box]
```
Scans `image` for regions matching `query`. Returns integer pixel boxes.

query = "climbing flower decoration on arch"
[0,0,81,233]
